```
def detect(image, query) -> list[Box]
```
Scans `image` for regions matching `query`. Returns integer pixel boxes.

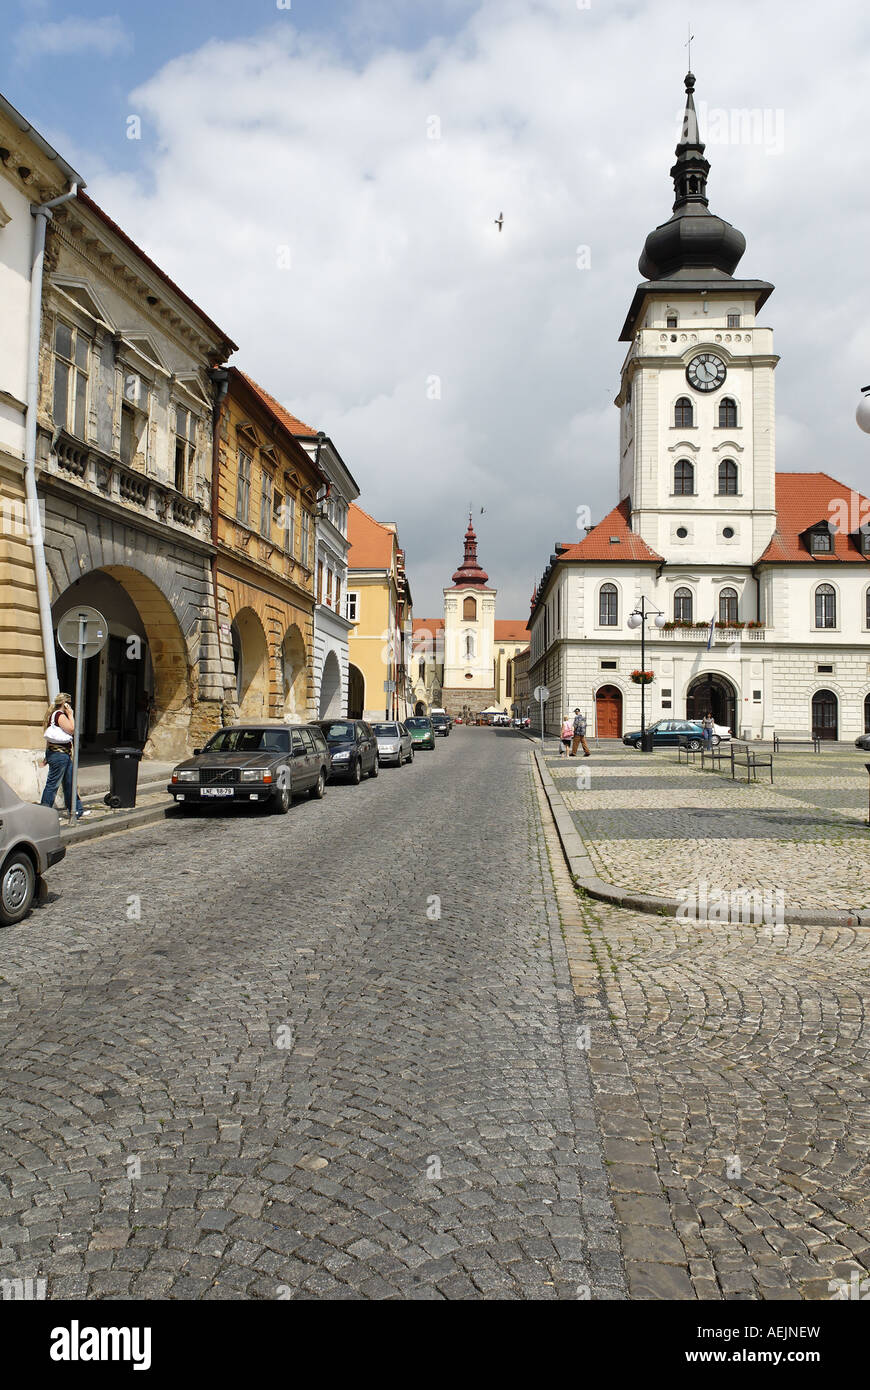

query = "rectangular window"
[285,493,296,555]
[326,568,333,606]
[120,405,136,467]
[317,560,324,602]
[345,591,359,622]
[236,450,252,523]
[810,530,833,553]
[301,509,310,567]
[727,313,740,328]
[334,575,341,613]
[174,406,196,493]
[866,590,870,628]
[53,320,90,438]
[260,470,274,537]
[600,660,617,670]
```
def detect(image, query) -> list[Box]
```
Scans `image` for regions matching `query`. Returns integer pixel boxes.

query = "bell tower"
[616,73,778,568]
[441,516,497,715]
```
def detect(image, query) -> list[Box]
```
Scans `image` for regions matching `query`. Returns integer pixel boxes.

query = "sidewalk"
[533,740,870,927]
[59,753,175,844]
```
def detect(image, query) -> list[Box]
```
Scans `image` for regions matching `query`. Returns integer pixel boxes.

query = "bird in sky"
[494,212,504,232]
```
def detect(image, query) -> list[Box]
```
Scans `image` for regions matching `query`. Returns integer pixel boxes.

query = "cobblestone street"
[2,729,869,1301]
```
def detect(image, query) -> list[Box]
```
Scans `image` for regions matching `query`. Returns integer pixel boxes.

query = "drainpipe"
[25,184,80,701]
[208,369,229,705]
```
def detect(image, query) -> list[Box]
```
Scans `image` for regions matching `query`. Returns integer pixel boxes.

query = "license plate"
[201,787,234,797]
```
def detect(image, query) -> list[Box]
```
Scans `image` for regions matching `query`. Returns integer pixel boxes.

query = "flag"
[706,615,715,650]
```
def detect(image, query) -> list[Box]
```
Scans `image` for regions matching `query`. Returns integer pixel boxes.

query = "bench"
[677,738,701,764]
[700,744,727,772]
[772,731,821,753]
[730,745,774,784]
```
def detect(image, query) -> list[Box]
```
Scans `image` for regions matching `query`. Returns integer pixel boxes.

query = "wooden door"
[596,685,622,739]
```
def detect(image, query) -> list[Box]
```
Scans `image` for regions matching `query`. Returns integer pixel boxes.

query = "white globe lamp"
[627,612,642,629]
[857,387,870,435]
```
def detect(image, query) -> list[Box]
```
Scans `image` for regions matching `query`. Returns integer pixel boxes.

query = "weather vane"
[685,23,694,70]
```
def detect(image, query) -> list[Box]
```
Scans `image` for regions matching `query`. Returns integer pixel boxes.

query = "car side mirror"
[193,748,202,756]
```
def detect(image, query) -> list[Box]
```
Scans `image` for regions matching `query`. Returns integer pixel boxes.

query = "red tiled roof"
[76,190,238,353]
[348,503,397,570]
[758,472,870,563]
[494,620,530,641]
[412,618,444,634]
[557,499,664,563]
[238,372,318,437]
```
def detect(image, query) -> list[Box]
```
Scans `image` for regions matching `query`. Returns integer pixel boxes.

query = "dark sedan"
[622,719,718,751]
[855,733,870,751]
[315,719,379,784]
[167,723,330,813]
[431,714,451,738]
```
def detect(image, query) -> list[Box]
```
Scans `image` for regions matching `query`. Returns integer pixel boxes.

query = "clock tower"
[616,72,779,568]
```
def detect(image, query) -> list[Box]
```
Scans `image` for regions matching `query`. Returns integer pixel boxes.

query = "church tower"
[616,72,779,568]
[441,517,498,715]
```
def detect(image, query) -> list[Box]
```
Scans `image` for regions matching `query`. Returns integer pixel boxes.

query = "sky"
[4,0,870,617]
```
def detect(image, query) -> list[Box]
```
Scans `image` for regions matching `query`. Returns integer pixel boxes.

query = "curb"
[60,800,171,846]
[531,746,870,931]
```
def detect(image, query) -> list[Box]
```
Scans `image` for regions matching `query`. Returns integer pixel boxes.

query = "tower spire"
[671,71,709,210]
[450,514,489,588]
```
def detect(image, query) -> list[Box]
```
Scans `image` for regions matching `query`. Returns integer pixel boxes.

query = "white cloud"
[15,14,132,64]
[81,0,870,615]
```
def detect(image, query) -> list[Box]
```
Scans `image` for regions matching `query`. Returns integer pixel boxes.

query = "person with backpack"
[40,693,89,819]
[571,708,590,758]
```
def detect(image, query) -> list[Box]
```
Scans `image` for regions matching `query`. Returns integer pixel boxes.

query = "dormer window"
[855,526,870,556]
[666,313,678,329]
[807,525,833,555]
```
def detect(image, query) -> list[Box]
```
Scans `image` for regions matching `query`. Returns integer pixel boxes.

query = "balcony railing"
[49,432,207,538]
[656,626,766,642]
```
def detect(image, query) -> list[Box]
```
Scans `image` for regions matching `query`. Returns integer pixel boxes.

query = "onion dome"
[638,72,746,281]
[451,515,489,587]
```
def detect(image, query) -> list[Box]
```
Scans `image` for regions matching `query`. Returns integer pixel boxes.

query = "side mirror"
[193,748,202,756]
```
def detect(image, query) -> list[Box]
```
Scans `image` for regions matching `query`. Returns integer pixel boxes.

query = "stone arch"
[281,623,307,718]
[319,648,342,718]
[686,672,737,731]
[231,607,269,719]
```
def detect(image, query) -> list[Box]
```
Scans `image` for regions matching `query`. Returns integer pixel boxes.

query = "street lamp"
[627,596,666,752]
[857,386,870,435]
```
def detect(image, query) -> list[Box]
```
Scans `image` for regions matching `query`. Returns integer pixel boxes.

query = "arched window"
[463,595,477,620]
[718,397,737,428]
[674,396,693,428]
[718,459,738,495]
[599,583,618,627]
[464,632,475,659]
[674,587,693,623]
[719,587,738,624]
[815,584,836,629]
[674,460,694,495]
[866,587,870,629]
[865,692,870,734]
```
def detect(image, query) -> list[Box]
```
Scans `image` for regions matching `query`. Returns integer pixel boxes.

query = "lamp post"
[856,385,870,436]
[627,596,666,751]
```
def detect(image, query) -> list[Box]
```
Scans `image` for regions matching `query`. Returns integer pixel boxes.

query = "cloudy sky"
[4,0,870,616]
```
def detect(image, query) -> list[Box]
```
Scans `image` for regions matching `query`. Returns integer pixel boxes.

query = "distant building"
[346,504,413,721]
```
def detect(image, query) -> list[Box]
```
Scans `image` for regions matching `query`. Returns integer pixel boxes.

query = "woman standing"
[40,694,89,819]
[702,712,715,750]
[559,715,573,757]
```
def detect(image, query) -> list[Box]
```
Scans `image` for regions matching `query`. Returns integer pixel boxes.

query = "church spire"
[451,514,489,588]
[671,72,709,210]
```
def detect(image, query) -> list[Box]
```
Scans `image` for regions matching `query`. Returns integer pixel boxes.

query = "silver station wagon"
[167,723,331,813]
[1,776,66,927]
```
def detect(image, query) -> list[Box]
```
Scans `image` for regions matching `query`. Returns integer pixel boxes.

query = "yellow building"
[214,369,326,722]
[346,504,413,721]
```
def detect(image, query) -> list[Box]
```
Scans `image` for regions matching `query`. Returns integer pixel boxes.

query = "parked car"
[404,716,436,750]
[855,732,870,751]
[0,776,66,926]
[316,719,379,784]
[622,719,720,751]
[167,723,330,812]
[431,714,451,738]
[371,720,413,766]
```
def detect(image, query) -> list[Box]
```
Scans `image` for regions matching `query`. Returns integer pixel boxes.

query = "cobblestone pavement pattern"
[545,819,870,1300]
[548,743,870,912]
[0,729,623,1300]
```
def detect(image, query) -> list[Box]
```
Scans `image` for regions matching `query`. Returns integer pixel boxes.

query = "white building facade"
[529,73,870,744]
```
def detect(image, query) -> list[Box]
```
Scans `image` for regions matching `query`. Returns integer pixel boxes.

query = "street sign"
[57,606,108,660]
[533,684,550,703]
[55,607,108,824]
[383,679,396,692]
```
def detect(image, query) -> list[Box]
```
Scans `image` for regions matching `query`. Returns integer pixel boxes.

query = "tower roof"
[638,73,747,283]
[450,515,490,588]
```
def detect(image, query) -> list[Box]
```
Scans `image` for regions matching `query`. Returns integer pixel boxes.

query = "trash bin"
[105,746,143,809]
[641,729,655,753]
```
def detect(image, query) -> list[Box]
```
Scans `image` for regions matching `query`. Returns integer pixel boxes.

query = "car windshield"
[432,715,448,722]
[319,722,354,741]
[203,728,289,754]
[405,718,430,729]
[372,723,400,737]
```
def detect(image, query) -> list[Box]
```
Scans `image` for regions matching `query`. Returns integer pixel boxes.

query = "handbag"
[45,722,73,746]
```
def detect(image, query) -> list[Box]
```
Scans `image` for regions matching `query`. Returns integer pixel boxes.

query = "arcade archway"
[231,608,269,719]
[686,673,737,732]
[348,664,364,719]
[319,649,342,718]
[281,624,307,718]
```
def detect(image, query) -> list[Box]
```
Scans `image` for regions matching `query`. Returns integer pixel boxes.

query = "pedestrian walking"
[570,708,590,758]
[702,712,714,749]
[40,693,89,819]
[559,716,573,756]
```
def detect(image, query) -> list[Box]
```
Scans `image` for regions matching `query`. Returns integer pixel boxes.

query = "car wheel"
[0,850,36,927]
[309,770,325,800]
[270,785,290,815]
[369,757,378,778]
[712,735,721,747]
[633,740,642,750]
[351,759,362,785]
[689,738,702,751]
[409,748,414,761]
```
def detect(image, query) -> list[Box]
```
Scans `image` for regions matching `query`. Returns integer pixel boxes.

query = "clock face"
[686,353,727,392]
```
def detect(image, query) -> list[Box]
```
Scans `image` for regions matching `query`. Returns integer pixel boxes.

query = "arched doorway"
[319,650,342,718]
[864,692,870,735]
[812,689,838,741]
[231,608,269,719]
[51,565,189,759]
[686,673,737,731]
[414,700,427,715]
[347,664,364,719]
[281,624,307,718]
[595,685,623,738]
